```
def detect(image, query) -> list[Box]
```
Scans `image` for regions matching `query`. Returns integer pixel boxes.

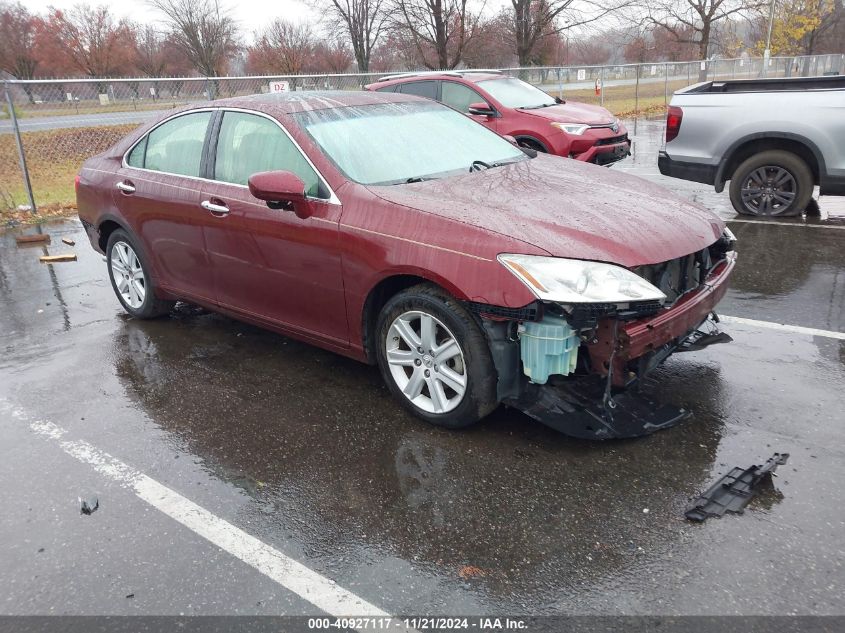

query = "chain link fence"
[2,53,842,215]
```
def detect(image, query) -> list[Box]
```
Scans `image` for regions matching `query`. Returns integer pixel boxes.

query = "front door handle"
[201,200,229,215]
[116,181,135,194]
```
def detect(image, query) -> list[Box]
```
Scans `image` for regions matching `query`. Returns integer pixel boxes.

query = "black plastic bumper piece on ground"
[676,329,733,352]
[685,453,790,522]
[506,378,690,440]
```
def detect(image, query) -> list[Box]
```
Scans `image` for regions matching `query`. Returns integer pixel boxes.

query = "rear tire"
[375,284,498,429]
[729,150,813,217]
[106,229,175,319]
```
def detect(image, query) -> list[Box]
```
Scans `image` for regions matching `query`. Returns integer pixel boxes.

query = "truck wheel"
[729,150,813,217]
[375,284,498,429]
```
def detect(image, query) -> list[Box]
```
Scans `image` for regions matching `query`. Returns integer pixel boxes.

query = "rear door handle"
[201,200,229,215]
[116,181,135,194]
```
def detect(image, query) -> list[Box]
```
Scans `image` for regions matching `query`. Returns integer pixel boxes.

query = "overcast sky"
[27,0,317,36]
[25,0,513,39]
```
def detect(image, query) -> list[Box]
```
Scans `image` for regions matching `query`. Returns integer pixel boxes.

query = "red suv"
[366,71,631,165]
[77,91,734,439]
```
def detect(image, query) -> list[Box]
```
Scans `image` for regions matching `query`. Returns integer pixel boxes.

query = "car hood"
[367,154,724,268]
[520,101,616,125]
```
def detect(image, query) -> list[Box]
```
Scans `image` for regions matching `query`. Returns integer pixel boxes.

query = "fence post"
[664,63,669,106]
[634,63,640,136]
[4,82,37,214]
[599,66,605,107]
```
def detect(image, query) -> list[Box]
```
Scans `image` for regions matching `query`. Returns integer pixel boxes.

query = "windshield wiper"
[518,103,555,110]
[469,158,523,172]
[405,176,434,183]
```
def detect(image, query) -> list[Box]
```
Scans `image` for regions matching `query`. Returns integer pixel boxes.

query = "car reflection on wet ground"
[1,126,843,617]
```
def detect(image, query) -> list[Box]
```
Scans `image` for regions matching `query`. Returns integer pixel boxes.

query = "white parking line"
[720,315,845,340]
[0,400,402,628]
[727,218,845,230]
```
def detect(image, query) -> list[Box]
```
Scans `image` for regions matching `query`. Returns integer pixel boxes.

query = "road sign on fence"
[269,81,290,93]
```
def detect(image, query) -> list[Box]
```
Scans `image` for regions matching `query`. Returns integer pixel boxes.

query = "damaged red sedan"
[76,91,736,439]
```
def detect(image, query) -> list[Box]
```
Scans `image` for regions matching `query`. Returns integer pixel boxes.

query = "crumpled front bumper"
[588,252,736,383]
[504,252,736,440]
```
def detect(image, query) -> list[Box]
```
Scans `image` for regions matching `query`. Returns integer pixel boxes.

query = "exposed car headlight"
[498,254,667,304]
[551,122,588,135]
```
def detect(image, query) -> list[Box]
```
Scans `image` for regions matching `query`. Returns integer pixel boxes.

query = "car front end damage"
[472,230,737,439]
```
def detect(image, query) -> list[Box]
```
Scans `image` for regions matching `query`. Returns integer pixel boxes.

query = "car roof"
[365,71,505,90]
[209,90,424,116]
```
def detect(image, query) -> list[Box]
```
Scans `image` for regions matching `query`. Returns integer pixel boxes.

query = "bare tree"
[132,24,168,78]
[314,0,390,71]
[149,0,238,77]
[642,0,759,63]
[508,0,626,67]
[391,0,485,70]
[312,40,356,73]
[250,20,316,76]
[41,4,134,78]
[0,1,40,81]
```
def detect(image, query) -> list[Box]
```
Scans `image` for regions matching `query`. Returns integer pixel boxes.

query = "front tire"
[729,150,813,217]
[375,284,498,429]
[517,137,547,153]
[106,229,175,319]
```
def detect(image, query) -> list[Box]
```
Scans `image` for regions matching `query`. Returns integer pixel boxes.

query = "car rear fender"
[94,212,174,299]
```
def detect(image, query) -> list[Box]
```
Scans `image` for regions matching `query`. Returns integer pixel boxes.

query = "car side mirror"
[248,170,312,219]
[468,102,496,117]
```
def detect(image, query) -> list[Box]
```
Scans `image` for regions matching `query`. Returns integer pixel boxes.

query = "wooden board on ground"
[39,254,77,263]
[16,234,50,245]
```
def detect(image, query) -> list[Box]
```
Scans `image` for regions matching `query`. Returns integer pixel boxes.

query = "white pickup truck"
[658,75,845,216]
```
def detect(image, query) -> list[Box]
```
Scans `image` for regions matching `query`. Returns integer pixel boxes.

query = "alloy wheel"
[740,165,797,215]
[385,310,467,414]
[110,241,146,309]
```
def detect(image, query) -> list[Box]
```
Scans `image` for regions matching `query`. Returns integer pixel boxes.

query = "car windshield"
[293,100,526,186]
[478,77,556,109]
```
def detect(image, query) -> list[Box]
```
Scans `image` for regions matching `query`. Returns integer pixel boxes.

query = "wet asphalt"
[0,120,843,618]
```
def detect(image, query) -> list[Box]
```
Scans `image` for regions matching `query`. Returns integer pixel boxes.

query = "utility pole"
[763,0,777,76]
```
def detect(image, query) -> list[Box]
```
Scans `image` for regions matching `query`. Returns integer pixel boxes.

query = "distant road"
[0,108,169,135]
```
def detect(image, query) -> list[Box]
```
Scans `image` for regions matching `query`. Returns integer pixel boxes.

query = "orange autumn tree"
[757,0,842,55]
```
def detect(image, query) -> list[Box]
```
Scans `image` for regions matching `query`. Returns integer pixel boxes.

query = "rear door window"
[213,111,324,199]
[126,136,147,167]
[441,81,484,113]
[142,112,212,177]
[399,81,438,100]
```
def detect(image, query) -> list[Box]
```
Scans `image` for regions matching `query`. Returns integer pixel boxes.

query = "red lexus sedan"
[76,91,735,439]
[365,71,631,165]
